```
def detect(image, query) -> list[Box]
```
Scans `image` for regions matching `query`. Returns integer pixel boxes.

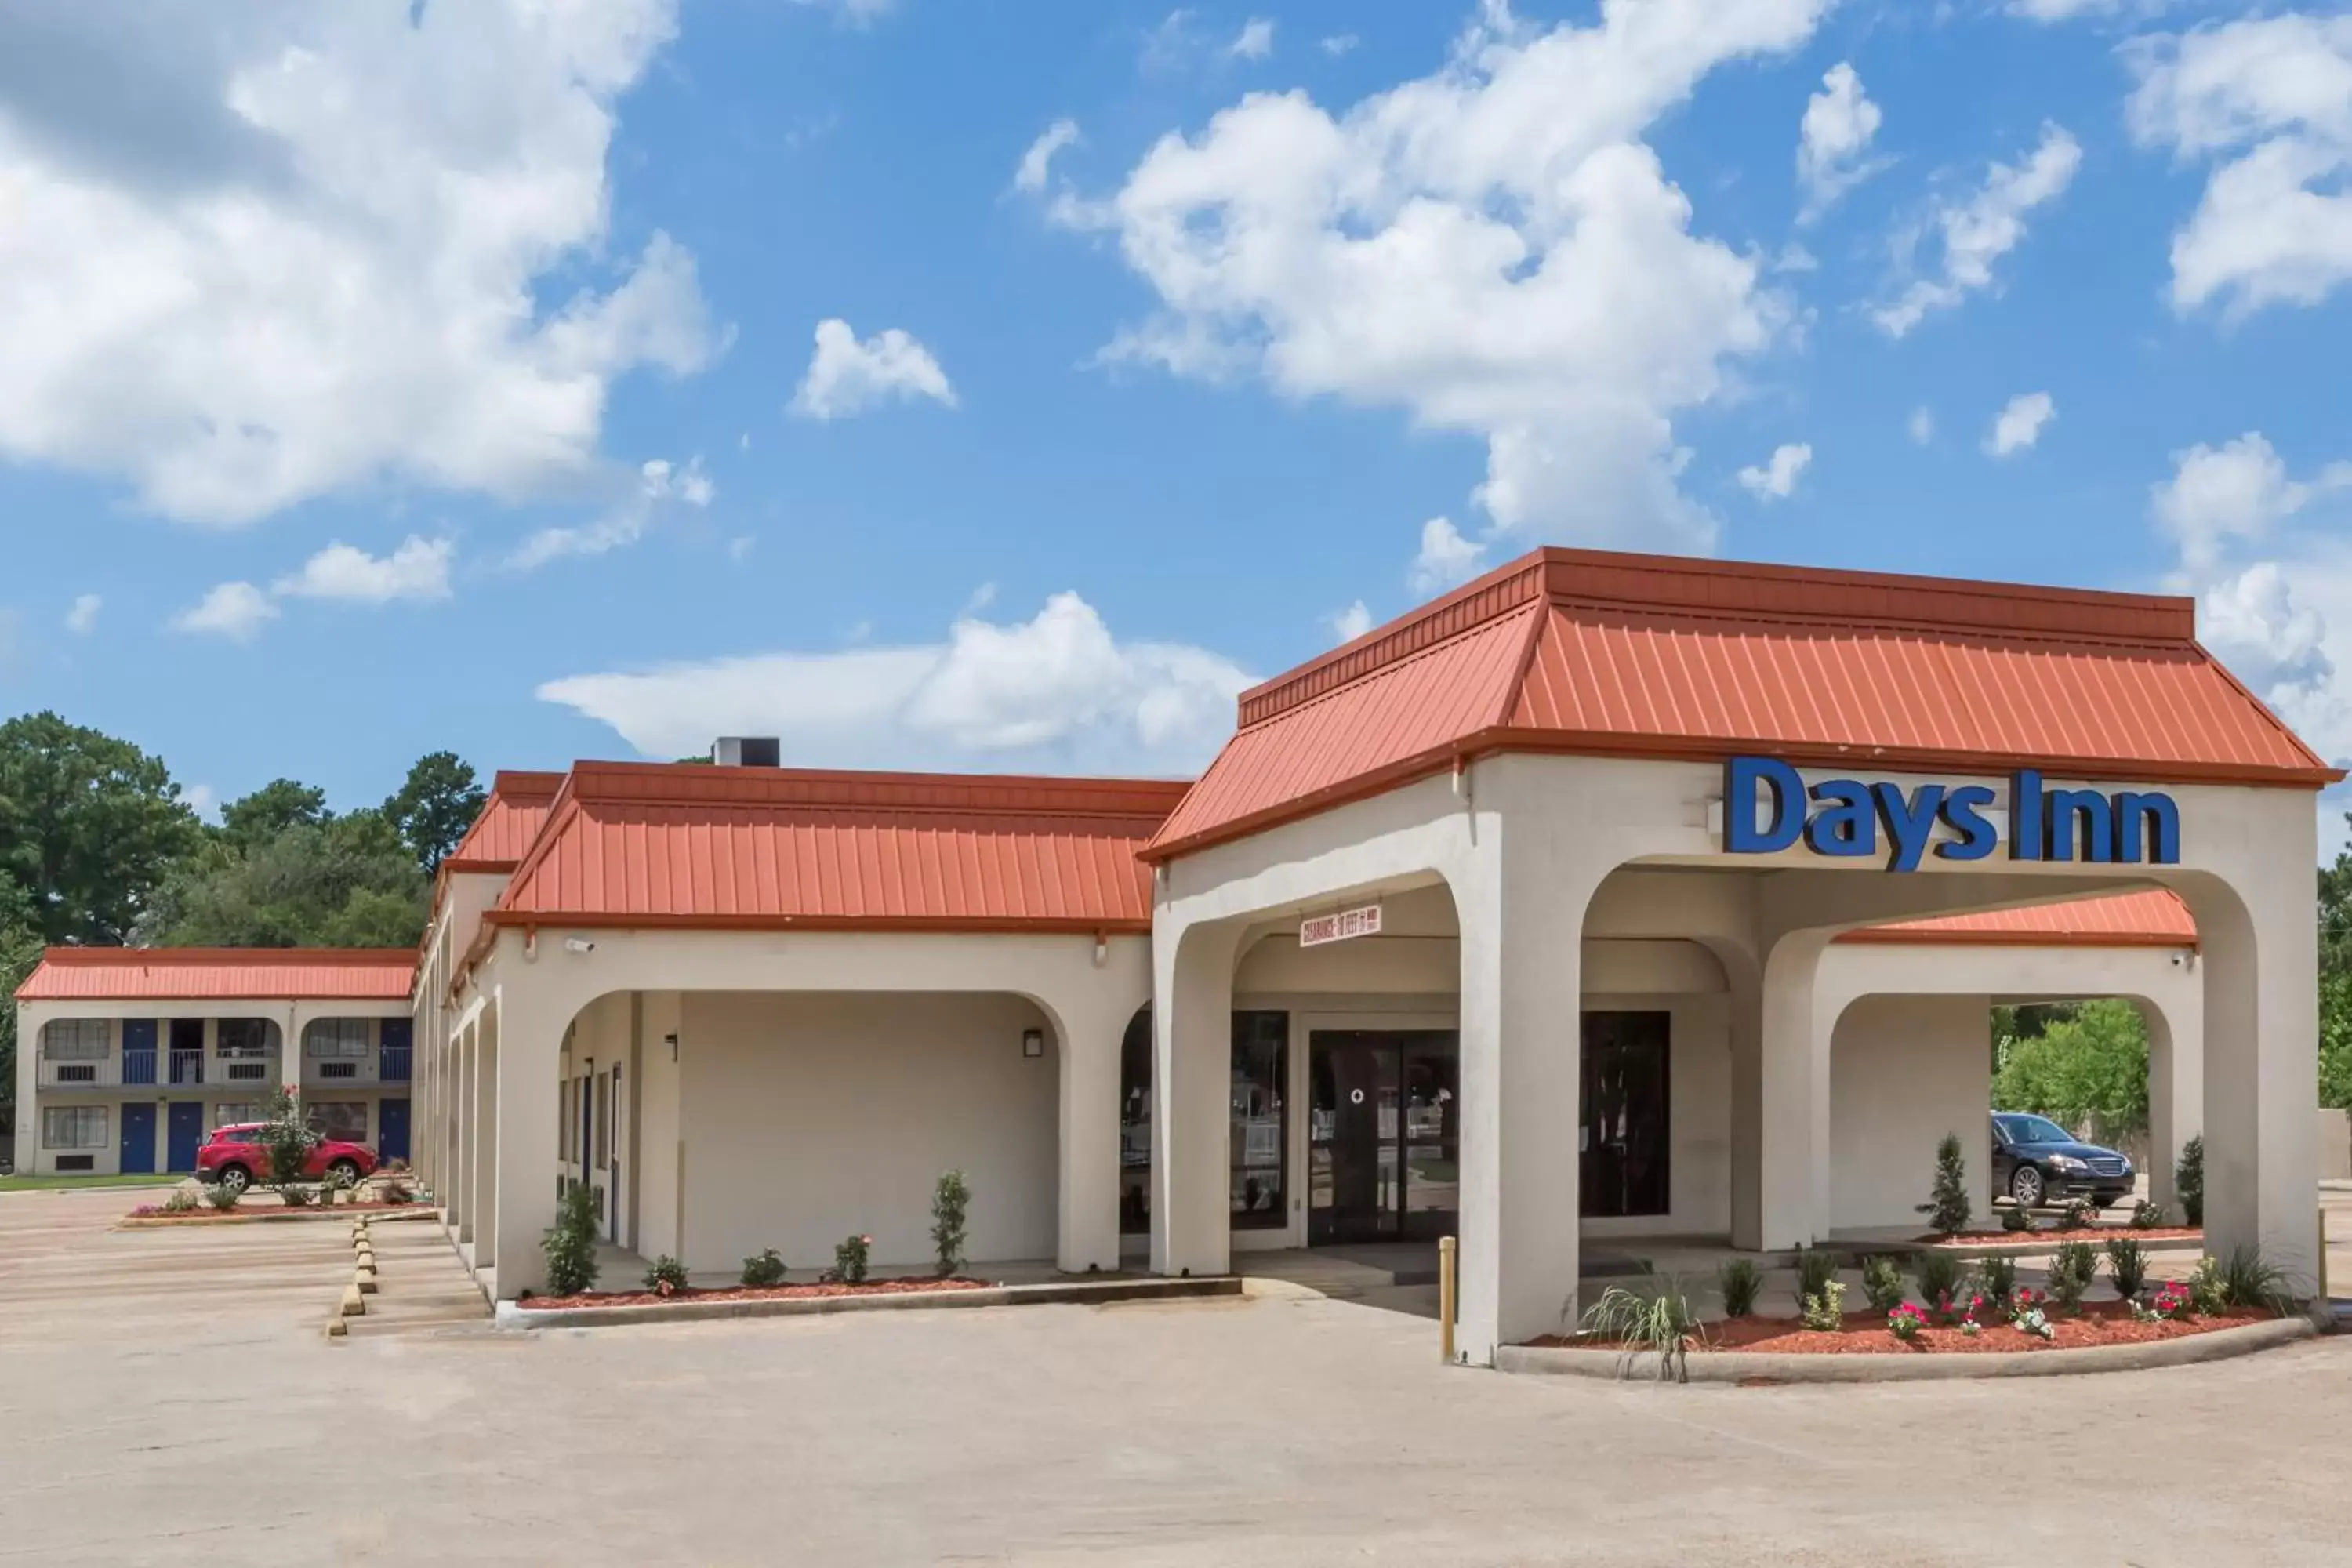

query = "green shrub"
[203,1182,241,1213]
[1581,1285,1701,1382]
[2176,1136,2205,1226]
[321,1167,355,1207]
[2216,1246,2294,1315]
[1916,1132,1972,1237]
[1973,1253,2017,1304]
[1715,1258,1761,1319]
[2047,1240,2098,1313]
[2188,1255,2229,1316]
[1792,1247,1837,1313]
[741,1248,788,1288]
[541,1181,600,1297]
[378,1178,413,1207]
[2059,1196,2100,1232]
[255,1087,318,1193]
[2105,1236,2148,1300]
[831,1233,872,1285]
[1915,1250,1963,1312]
[161,1188,200,1214]
[1860,1255,1906,1315]
[2001,1202,2037,1233]
[931,1169,971,1277]
[643,1255,691,1295]
[278,1182,314,1208]
[2130,1200,2169,1230]
[1798,1279,1847,1332]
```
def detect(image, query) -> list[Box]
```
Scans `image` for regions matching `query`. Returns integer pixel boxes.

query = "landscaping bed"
[1922,1225,2202,1248]
[122,1200,431,1226]
[521,1276,995,1311]
[1528,1301,2270,1357]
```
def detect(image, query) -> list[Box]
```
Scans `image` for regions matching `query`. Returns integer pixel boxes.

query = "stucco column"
[11,1002,40,1175]
[1720,962,1765,1250]
[2143,1000,2200,1215]
[491,989,562,1298]
[2197,874,2320,1291]
[1758,932,1833,1250]
[1152,920,1239,1278]
[1054,990,1145,1275]
[1450,822,1591,1364]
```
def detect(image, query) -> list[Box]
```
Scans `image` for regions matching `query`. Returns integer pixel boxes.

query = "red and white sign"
[1300,904,1383,948]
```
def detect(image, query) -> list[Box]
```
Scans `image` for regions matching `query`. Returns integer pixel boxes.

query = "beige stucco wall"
[672,991,1061,1272]
[1828,994,1993,1232]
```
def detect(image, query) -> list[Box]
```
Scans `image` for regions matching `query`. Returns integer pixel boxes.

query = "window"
[1581,1011,1671,1219]
[226,1062,270,1081]
[308,1102,368,1143]
[303,1018,371,1058]
[217,1019,277,1058]
[316,1062,357,1080]
[41,1019,108,1061]
[1117,1009,1152,1236]
[1116,1007,1292,1236]
[42,1105,107,1149]
[214,1104,260,1128]
[559,1080,573,1162]
[593,1072,611,1169]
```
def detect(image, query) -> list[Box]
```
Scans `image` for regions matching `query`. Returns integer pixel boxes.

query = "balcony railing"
[169,1048,205,1086]
[122,1048,157,1085]
[380,1045,412,1083]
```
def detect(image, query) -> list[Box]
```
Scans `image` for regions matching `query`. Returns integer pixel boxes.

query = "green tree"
[0,712,201,943]
[382,751,486,873]
[1993,998,2150,1143]
[2321,969,2352,1112]
[220,779,332,852]
[138,810,428,949]
[0,874,43,1134]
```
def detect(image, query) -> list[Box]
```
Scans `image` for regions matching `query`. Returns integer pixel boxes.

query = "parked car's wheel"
[328,1158,362,1186]
[2009,1165,2045,1209]
[219,1163,251,1193]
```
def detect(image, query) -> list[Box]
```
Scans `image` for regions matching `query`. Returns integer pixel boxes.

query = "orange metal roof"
[1148,548,2339,860]
[1844,889,2198,948]
[444,770,565,870]
[488,763,1189,932]
[15,947,418,1002]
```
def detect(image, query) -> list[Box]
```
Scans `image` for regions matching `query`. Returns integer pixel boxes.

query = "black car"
[1990,1112,2135,1210]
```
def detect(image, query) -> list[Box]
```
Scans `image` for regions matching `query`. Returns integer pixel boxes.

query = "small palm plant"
[2105,1236,2148,1301]
[1580,1283,1701,1383]
[1715,1258,1762,1319]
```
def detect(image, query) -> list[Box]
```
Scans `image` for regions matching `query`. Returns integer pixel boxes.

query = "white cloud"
[182,783,219,822]
[1321,34,1361,57]
[509,456,713,570]
[170,582,278,641]
[790,0,895,24]
[1230,18,1276,60]
[1737,441,1812,500]
[0,2,714,528]
[64,593,100,635]
[536,590,1254,774]
[1015,118,1081,194]
[1985,391,2055,457]
[2128,15,2352,318]
[1329,600,1374,642]
[728,535,756,563]
[1065,0,1829,557]
[274,536,453,603]
[1874,124,2082,336]
[2151,432,2352,575]
[1796,63,1886,220]
[790,319,957,420]
[1408,517,1487,593]
[1908,407,1935,445]
[2009,0,2121,19]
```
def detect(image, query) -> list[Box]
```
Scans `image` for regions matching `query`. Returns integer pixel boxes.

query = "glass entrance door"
[1308,1030,1458,1245]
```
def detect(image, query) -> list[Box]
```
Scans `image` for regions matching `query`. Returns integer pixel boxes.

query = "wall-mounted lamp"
[665,1032,680,1063]
[1022,1029,1044,1059]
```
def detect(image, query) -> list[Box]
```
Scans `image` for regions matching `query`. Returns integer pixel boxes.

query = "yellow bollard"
[1439,1236,1458,1366]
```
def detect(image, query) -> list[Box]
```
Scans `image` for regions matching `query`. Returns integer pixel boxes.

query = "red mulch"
[522,1277,995,1311]
[1527,1301,2270,1356]
[1922,1225,2202,1247]
[125,1200,423,1222]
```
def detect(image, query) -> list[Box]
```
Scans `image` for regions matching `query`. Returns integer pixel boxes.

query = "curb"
[1494,1314,2319,1384]
[118,1206,437,1231]
[495,1274,1243,1331]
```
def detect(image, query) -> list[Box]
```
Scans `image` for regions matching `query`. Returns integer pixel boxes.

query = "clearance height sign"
[1721,757,2181,872]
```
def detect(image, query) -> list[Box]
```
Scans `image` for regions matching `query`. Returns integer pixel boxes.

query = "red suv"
[196,1123,379,1192]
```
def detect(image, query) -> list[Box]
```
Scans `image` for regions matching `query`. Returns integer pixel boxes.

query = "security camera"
[564,937,597,955]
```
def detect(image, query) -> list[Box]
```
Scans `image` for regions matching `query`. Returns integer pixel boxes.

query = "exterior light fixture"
[665,1032,679,1062]
[1022,1029,1044,1059]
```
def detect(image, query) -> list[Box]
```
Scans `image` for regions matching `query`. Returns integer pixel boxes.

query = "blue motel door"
[166,1102,205,1172]
[377,1098,410,1163]
[118,1103,156,1174]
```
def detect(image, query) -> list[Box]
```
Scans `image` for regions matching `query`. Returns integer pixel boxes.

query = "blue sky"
[2,0,2350,843]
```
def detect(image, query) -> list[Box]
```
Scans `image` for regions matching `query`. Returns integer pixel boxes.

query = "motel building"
[13,548,2332,1365]
[10,949,416,1177]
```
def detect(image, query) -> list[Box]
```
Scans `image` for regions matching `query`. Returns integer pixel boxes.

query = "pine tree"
[541,1182,601,1297]
[1918,1131,1972,1237]
[2176,1135,2205,1227]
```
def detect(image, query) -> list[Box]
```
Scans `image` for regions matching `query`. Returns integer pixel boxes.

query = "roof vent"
[713,736,782,768]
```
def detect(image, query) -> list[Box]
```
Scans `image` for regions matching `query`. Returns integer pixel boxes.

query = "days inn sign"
[1721,756,2181,873]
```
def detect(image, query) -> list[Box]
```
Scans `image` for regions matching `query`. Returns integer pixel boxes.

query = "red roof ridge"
[553,760,1192,818]
[31,946,416,966]
[488,769,565,800]
[1242,547,2202,730]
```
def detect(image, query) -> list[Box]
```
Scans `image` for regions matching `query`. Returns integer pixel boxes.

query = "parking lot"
[3,1187,2350,1566]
